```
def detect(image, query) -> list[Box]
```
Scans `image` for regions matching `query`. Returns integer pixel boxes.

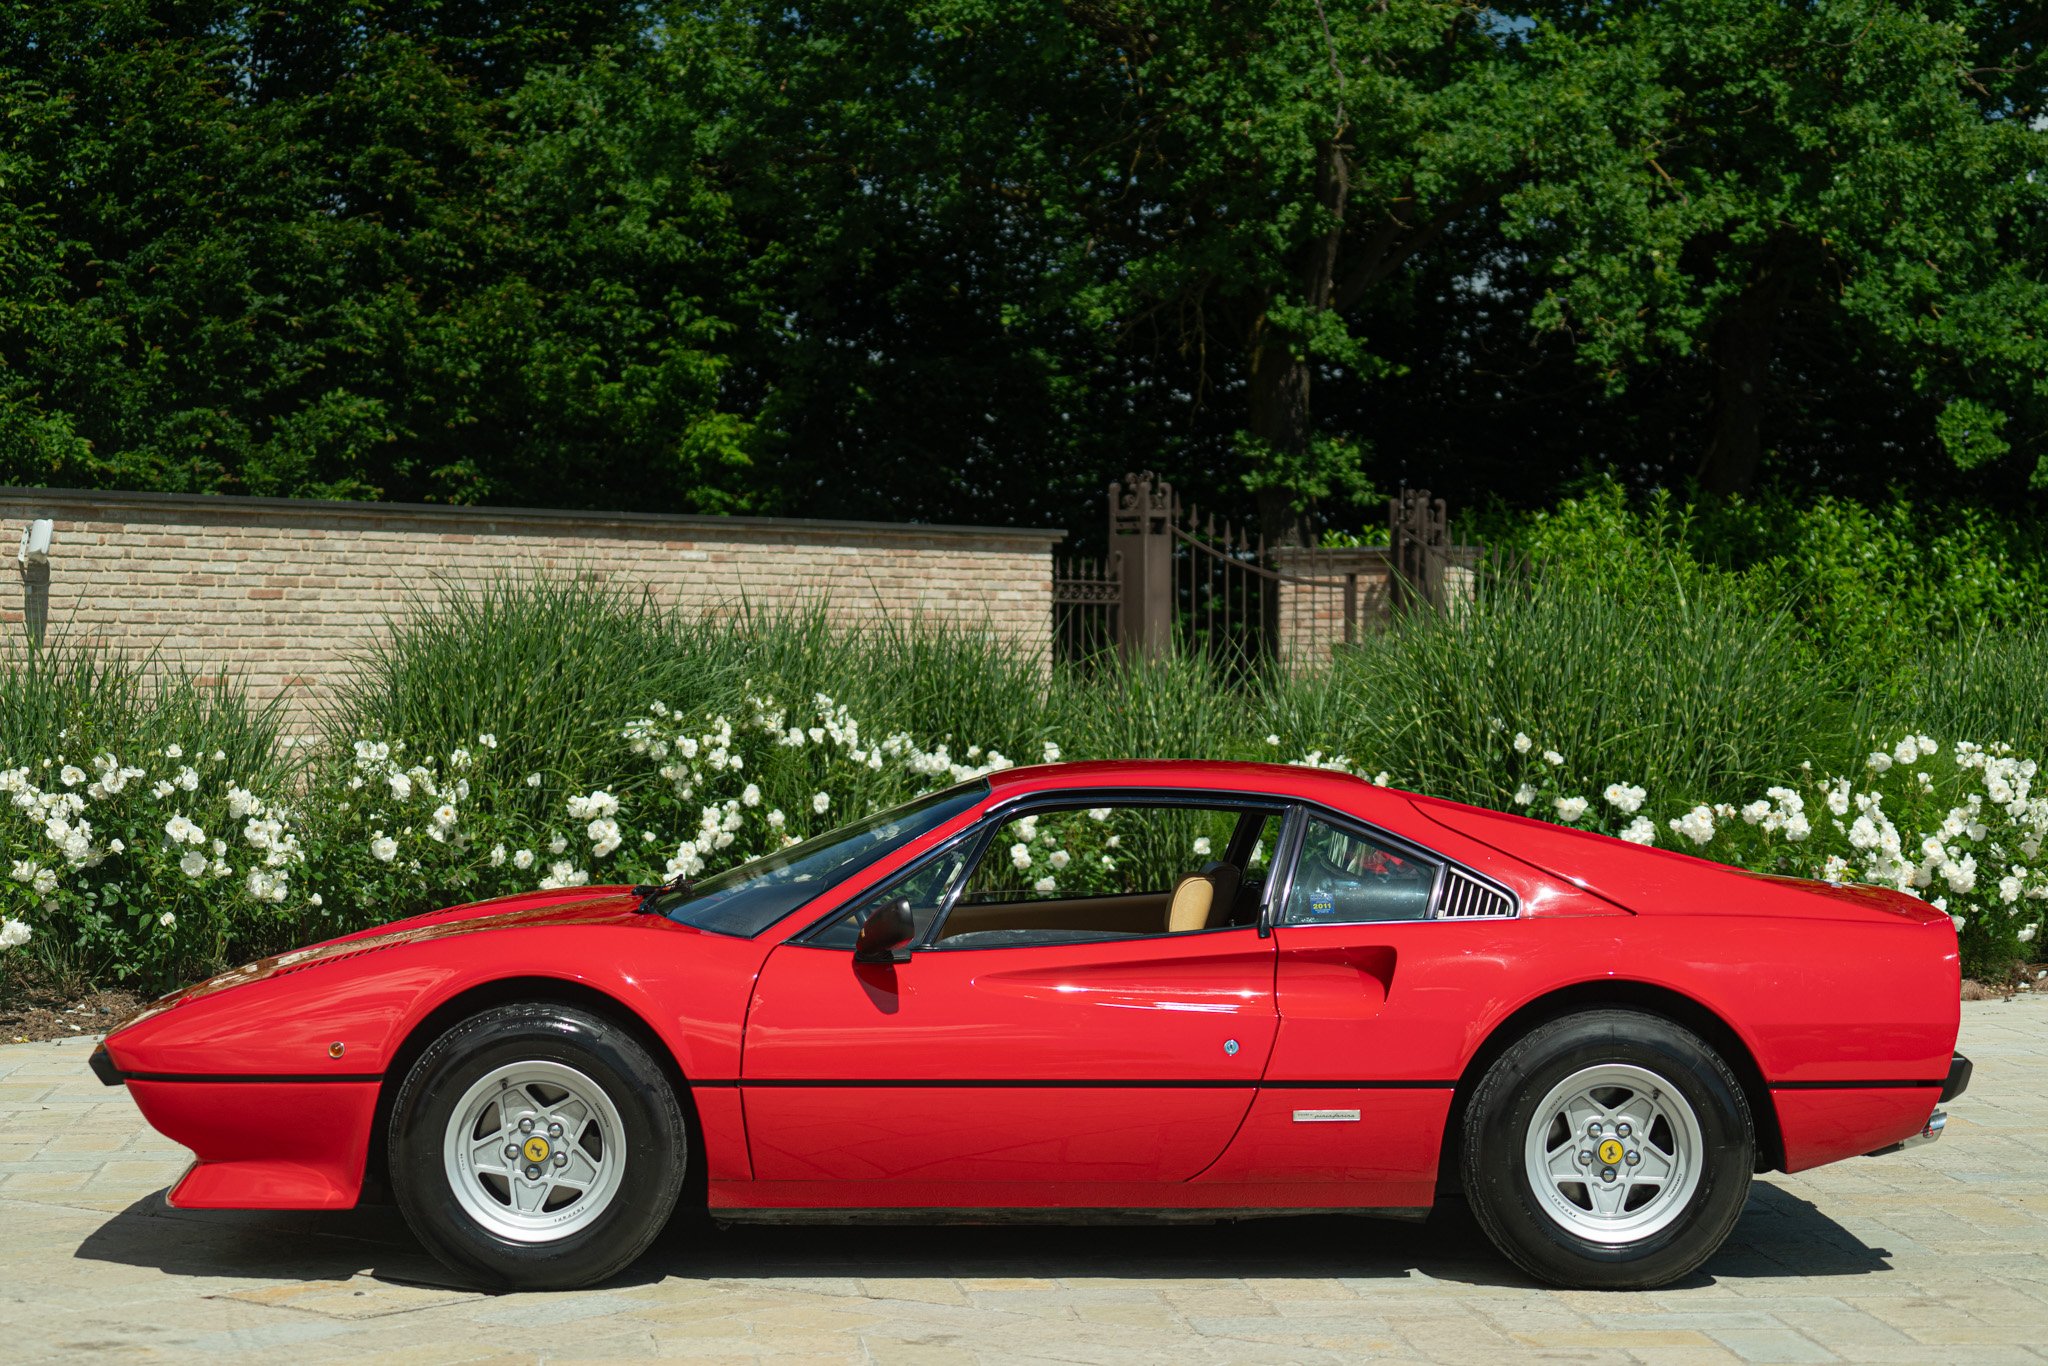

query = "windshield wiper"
[630,873,693,911]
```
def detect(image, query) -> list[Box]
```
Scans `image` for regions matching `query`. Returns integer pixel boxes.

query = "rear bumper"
[1941,1052,1972,1103]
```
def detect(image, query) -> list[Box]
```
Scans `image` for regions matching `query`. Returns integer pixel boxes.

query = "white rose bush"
[0,740,307,986]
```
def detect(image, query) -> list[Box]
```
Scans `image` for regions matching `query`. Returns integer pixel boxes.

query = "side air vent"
[1436,868,1516,919]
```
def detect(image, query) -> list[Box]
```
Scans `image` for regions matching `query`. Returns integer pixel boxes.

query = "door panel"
[742,929,1277,1184]
[745,1087,1254,1182]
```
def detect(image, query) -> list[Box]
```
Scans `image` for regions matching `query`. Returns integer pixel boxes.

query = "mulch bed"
[2,986,145,1045]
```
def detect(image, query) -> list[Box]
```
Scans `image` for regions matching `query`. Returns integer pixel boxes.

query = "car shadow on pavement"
[73,1178,1889,1292]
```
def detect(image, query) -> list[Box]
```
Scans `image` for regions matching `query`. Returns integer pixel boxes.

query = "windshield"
[651,781,988,938]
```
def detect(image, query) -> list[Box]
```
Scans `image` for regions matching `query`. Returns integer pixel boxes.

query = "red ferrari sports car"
[91,760,1970,1291]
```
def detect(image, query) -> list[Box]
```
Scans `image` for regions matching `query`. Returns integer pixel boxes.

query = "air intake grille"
[1436,869,1516,919]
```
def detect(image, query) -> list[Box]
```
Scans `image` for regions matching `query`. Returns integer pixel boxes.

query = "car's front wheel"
[1460,1008,1754,1289]
[388,1002,687,1289]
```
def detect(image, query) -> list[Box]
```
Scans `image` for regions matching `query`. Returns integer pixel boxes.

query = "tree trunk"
[1248,321,1313,546]
[1249,135,1348,547]
[1697,270,1787,497]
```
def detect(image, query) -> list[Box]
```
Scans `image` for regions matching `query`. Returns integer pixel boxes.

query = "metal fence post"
[1110,473,1175,660]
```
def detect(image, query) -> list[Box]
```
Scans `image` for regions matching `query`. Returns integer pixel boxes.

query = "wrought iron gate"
[1053,473,1462,669]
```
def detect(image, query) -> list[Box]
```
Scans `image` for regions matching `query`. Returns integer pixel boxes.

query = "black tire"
[388,1002,687,1290]
[1460,1008,1753,1289]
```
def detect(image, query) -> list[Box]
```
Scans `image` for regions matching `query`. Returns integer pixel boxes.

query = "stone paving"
[3,998,2044,1364]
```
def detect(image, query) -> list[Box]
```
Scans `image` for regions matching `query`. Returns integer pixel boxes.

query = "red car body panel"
[95,760,1962,1218]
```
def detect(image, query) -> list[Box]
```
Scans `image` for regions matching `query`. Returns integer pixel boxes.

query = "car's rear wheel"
[389,1002,686,1289]
[1460,1008,1753,1289]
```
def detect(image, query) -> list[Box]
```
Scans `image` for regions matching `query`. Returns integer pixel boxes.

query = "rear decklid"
[1408,793,1950,925]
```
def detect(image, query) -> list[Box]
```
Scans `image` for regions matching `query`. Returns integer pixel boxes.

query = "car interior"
[928,804,1281,949]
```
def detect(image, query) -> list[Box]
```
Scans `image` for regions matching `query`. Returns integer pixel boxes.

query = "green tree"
[1512,0,2048,494]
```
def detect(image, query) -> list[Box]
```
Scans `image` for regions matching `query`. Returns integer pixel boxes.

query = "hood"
[115,886,646,1032]
[1409,794,1950,927]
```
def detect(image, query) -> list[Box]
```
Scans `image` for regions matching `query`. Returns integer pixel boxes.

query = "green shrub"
[0,638,299,987]
[1261,571,1834,810]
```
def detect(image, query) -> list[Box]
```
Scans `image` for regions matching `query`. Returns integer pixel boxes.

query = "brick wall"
[2,489,1063,732]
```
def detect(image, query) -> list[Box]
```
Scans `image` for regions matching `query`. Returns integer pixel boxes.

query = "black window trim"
[1264,801,1522,929]
[788,784,1520,951]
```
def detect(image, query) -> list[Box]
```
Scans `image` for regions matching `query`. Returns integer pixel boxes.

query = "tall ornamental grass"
[1260,574,1835,809]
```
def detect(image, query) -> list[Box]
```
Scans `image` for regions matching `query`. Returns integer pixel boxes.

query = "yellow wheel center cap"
[1597,1138,1625,1166]
[523,1136,551,1164]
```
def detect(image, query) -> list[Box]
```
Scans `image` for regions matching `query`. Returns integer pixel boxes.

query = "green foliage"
[4,575,2042,993]
[0,638,296,986]
[1488,480,2048,692]
[1261,572,1831,811]
[6,2,2041,527]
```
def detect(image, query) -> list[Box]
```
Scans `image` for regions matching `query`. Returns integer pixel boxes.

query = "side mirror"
[852,897,915,965]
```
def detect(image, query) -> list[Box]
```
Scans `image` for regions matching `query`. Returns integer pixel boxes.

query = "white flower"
[1032,876,1058,894]
[163,815,205,845]
[1669,806,1717,846]
[0,918,31,951]
[308,892,323,907]
[1553,796,1588,823]
[1086,807,1112,822]
[1041,741,1062,763]
[1867,751,1893,774]
[1192,836,1213,857]
[370,834,398,863]
[513,848,535,870]
[1740,800,1772,826]
[431,803,458,830]
[526,772,543,788]
[1512,784,1536,806]
[766,809,786,830]
[1603,783,1646,814]
[567,790,620,821]
[2020,924,2038,944]
[387,772,412,801]
[1048,850,1071,870]
[178,851,208,878]
[1541,750,1565,768]
[587,819,623,858]
[539,860,590,890]
[165,744,183,759]
[548,835,568,855]
[176,766,198,791]
[489,844,507,867]
[1264,733,1280,747]
[741,783,761,807]
[812,792,830,815]
[478,733,498,748]
[1618,816,1657,846]
[1513,733,1532,754]
[59,764,85,787]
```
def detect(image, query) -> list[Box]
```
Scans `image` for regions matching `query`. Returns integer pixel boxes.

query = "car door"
[738,799,1281,1194]
[1192,807,1523,1207]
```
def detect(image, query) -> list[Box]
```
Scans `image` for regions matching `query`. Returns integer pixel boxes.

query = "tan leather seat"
[1166,862,1243,932]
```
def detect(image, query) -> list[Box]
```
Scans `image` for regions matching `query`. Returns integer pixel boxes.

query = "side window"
[1281,815,1439,925]
[937,803,1272,947]
[804,841,975,950]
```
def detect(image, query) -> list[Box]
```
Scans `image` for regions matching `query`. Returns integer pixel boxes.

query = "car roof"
[983,758,1381,802]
